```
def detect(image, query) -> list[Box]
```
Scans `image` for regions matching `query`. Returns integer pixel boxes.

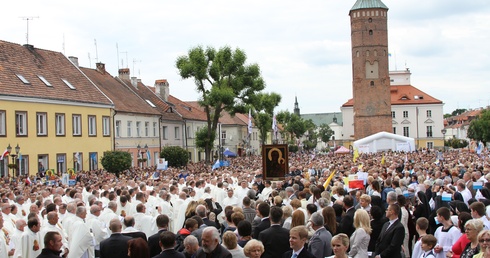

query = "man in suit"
[259,206,290,258]
[195,204,217,228]
[282,226,315,258]
[122,216,147,241]
[339,195,356,237]
[152,231,184,258]
[195,227,232,258]
[100,218,132,258]
[148,214,170,257]
[252,202,270,239]
[374,204,405,258]
[308,212,332,258]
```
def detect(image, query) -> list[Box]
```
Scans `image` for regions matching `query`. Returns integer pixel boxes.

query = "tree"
[160,146,189,168]
[251,92,282,145]
[195,127,216,152]
[176,46,267,163]
[451,108,467,116]
[101,151,132,177]
[318,123,334,144]
[468,109,490,143]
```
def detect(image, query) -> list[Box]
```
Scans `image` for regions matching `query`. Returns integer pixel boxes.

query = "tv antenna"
[19,16,39,45]
[94,39,99,64]
[133,58,141,77]
[120,51,128,68]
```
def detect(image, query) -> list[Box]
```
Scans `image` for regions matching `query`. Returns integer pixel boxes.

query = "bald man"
[100,219,132,258]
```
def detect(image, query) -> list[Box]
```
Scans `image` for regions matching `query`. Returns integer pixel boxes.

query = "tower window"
[369,30,373,35]
[374,50,378,56]
[368,18,372,23]
[356,51,360,57]
[366,50,370,57]
[370,81,374,87]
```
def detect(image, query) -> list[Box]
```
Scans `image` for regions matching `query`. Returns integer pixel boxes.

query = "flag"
[353,148,359,162]
[212,160,221,170]
[272,114,278,134]
[0,149,9,161]
[248,109,252,135]
[388,53,392,57]
[18,152,22,173]
[26,177,32,185]
[381,154,385,165]
[147,150,151,161]
[74,152,81,165]
[90,153,98,165]
[323,170,336,189]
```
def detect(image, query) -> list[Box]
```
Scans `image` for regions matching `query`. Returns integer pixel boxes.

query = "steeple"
[350,0,388,11]
[294,96,300,116]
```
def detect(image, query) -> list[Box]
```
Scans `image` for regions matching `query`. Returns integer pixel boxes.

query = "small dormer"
[399,94,410,100]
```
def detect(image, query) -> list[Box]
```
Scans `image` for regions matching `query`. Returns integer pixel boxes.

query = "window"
[393,127,396,134]
[427,142,434,149]
[89,152,98,171]
[102,116,110,136]
[115,120,121,138]
[162,126,168,140]
[36,112,47,136]
[55,113,65,136]
[16,74,30,84]
[37,75,52,87]
[174,126,180,139]
[16,111,28,136]
[145,99,156,108]
[136,121,141,137]
[57,154,66,174]
[403,111,408,118]
[72,114,81,136]
[0,110,5,136]
[403,127,409,137]
[427,126,433,138]
[153,122,157,137]
[73,152,82,171]
[391,111,395,118]
[145,122,149,137]
[427,110,432,118]
[88,115,96,136]
[370,81,374,87]
[369,30,373,35]
[62,79,76,90]
[127,121,132,137]
[17,155,28,176]
[186,126,192,139]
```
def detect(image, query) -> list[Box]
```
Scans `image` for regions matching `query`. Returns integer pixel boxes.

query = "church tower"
[294,96,300,116]
[350,0,392,139]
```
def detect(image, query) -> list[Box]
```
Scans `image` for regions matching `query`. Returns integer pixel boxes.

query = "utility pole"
[19,16,39,45]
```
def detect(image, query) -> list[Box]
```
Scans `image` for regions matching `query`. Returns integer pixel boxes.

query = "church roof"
[301,112,343,127]
[350,0,388,11]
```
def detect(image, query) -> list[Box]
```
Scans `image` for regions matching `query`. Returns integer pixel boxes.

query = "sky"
[2,0,489,115]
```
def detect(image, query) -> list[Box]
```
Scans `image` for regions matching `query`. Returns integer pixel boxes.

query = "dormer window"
[38,75,52,87]
[62,79,76,90]
[145,99,156,108]
[16,74,30,84]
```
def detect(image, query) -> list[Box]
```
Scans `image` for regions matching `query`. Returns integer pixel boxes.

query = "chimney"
[23,44,34,51]
[154,79,169,101]
[131,77,138,88]
[68,56,79,67]
[118,68,130,80]
[96,62,106,74]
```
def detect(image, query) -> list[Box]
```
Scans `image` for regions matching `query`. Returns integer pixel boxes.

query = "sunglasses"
[479,239,490,243]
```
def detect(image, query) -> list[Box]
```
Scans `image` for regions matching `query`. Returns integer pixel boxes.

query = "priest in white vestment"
[67,206,95,258]
[21,217,42,258]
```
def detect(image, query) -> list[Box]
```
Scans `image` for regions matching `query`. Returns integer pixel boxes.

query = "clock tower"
[350,0,392,139]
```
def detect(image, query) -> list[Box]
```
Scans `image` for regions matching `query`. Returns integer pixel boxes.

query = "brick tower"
[350,0,392,139]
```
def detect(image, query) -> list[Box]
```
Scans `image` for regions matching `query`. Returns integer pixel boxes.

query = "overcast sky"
[2,0,489,115]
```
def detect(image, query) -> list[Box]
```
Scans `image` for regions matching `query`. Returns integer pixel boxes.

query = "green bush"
[160,146,189,168]
[288,145,299,153]
[101,151,132,177]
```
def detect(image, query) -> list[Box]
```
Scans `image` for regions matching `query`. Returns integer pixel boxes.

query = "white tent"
[353,131,415,153]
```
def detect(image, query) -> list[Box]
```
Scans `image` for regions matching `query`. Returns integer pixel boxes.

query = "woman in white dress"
[348,209,371,258]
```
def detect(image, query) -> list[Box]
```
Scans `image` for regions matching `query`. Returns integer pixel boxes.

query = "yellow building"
[0,41,113,177]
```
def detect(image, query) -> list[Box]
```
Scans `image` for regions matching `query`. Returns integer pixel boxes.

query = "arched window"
[370,81,375,87]
[368,18,372,23]
[366,50,370,57]
[369,30,373,35]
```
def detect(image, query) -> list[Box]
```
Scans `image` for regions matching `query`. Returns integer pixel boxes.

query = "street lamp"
[6,144,20,178]
[441,128,447,151]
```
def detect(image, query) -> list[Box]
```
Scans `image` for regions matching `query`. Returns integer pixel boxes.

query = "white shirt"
[67,217,95,258]
[433,225,461,258]
[21,228,42,258]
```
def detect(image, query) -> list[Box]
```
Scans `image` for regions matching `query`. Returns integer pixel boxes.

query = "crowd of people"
[0,147,490,258]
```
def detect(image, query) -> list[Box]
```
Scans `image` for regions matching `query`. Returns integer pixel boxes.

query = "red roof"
[0,40,112,106]
[342,85,443,107]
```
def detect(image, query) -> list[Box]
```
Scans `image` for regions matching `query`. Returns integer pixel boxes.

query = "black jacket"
[100,233,132,258]
[36,248,63,258]
[148,229,167,257]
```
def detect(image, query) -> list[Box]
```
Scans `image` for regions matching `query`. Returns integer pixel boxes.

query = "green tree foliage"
[318,123,334,144]
[251,92,282,145]
[276,111,315,144]
[176,46,270,162]
[101,151,132,177]
[451,108,467,116]
[160,146,189,168]
[468,109,490,143]
[445,138,469,149]
[195,127,216,151]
